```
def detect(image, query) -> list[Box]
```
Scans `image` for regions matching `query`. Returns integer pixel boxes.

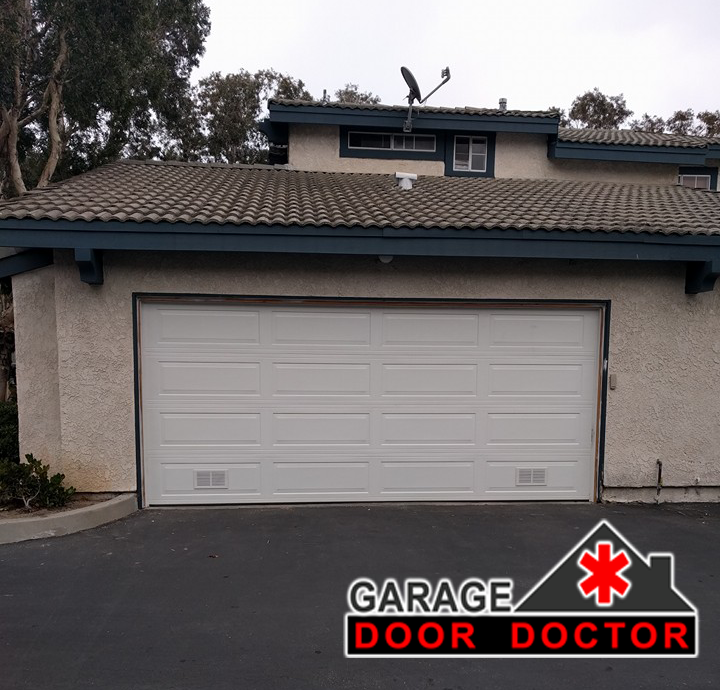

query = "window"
[347,131,436,152]
[453,136,487,172]
[678,174,712,190]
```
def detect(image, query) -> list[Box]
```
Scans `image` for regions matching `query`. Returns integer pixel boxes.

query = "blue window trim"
[339,126,445,161]
[444,132,496,178]
[678,166,718,190]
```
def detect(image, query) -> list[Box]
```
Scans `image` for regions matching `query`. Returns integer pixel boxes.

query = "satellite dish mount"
[401,66,451,132]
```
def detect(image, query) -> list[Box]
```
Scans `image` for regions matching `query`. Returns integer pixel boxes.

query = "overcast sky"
[194,0,720,118]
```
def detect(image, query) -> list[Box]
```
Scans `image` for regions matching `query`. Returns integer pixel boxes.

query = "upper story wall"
[288,124,681,186]
[288,124,445,175]
[494,132,678,185]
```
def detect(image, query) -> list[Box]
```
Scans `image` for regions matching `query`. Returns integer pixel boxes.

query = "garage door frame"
[132,294,611,508]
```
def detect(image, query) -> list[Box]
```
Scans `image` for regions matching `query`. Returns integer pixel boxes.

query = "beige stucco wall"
[288,124,445,175]
[289,126,681,185]
[13,266,61,464]
[494,132,678,184]
[13,251,720,497]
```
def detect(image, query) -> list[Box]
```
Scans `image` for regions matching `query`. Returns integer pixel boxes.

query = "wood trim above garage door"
[134,296,609,506]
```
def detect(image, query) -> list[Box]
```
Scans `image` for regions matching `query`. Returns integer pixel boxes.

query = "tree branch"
[37,29,68,188]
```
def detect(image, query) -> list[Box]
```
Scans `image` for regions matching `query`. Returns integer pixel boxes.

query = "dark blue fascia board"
[0,248,53,279]
[550,139,708,165]
[258,119,288,145]
[1,221,720,265]
[268,104,558,134]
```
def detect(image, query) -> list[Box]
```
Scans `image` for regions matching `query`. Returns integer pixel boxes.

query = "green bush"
[0,401,19,463]
[0,454,75,510]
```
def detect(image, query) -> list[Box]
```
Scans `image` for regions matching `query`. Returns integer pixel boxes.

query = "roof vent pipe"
[395,171,417,190]
[499,98,507,111]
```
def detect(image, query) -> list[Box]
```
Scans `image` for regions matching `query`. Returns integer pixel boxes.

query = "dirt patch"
[0,493,119,519]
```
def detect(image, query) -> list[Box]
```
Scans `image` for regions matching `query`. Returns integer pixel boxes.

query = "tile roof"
[558,127,719,149]
[1,159,719,236]
[269,99,558,119]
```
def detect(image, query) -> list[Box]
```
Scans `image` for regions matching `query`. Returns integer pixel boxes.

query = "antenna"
[400,66,451,132]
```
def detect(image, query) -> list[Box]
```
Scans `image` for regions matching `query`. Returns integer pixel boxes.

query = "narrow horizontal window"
[453,136,487,172]
[347,131,436,152]
[348,132,391,149]
[678,174,711,190]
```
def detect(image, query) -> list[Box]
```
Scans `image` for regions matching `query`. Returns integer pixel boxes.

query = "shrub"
[0,401,19,463]
[0,454,75,510]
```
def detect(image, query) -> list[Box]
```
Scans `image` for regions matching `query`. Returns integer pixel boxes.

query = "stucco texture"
[487,133,677,185]
[289,124,445,176]
[13,250,720,496]
[288,126,680,186]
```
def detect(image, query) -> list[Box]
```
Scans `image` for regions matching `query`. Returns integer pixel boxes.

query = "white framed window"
[678,174,712,190]
[453,136,487,172]
[347,131,436,152]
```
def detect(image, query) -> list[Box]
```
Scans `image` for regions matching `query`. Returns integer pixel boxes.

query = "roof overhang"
[549,138,712,165]
[268,102,559,134]
[1,219,719,294]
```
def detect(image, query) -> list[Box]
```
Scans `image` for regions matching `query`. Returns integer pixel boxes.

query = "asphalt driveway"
[0,502,718,690]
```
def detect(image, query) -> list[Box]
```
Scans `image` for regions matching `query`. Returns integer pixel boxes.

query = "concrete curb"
[0,493,138,544]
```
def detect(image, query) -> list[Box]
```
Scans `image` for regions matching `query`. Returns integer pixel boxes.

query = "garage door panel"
[272,461,370,494]
[272,413,371,446]
[271,311,371,347]
[483,459,592,499]
[379,460,475,494]
[149,361,262,398]
[487,313,596,351]
[381,313,479,347]
[381,413,477,446]
[158,413,262,447]
[484,410,592,449]
[271,363,371,397]
[141,303,601,504]
[486,363,589,399]
[381,364,478,397]
[147,308,260,345]
[160,462,262,496]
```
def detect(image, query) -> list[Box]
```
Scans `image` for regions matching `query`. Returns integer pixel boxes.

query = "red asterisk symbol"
[578,541,631,606]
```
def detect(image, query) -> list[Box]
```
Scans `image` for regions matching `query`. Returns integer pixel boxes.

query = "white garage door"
[140,302,601,505]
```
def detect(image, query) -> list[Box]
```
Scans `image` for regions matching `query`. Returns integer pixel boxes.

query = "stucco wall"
[288,124,445,175]
[288,126,680,185]
[492,133,678,184]
[15,251,720,497]
[13,266,61,464]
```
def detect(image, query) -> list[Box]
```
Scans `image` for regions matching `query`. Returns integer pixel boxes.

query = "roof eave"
[268,103,559,134]
[550,139,710,165]
[1,218,720,293]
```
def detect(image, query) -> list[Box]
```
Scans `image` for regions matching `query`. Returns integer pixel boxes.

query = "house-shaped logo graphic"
[516,520,695,613]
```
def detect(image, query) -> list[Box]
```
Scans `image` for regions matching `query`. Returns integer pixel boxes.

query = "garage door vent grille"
[516,468,547,486]
[194,470,228,489]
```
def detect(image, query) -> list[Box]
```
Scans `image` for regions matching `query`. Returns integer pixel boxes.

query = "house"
[0,97,718,507]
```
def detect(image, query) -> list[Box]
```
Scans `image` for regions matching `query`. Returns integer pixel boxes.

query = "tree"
[333,83,381,105]
[197,69,312,165]
[628,113,666,133]
[566,88,633,129]
[0,0,210,198]
[628,109,720,137]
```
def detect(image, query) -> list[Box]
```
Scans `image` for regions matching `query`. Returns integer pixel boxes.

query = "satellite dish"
[400,66,451,132]
[401,66,422,105]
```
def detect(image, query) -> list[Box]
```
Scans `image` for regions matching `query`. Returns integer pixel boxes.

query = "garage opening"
[138,300,603,505]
